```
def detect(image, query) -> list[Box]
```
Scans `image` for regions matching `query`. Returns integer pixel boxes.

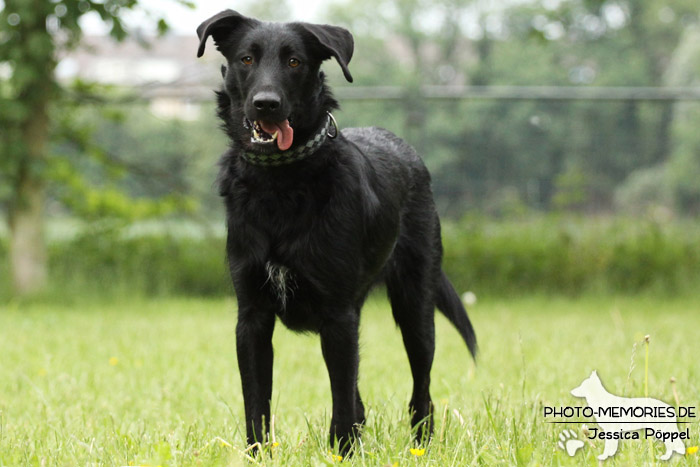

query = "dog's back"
[343,126,478,356]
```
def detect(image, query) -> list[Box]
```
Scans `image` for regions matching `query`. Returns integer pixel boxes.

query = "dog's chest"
[265,261,294,307]
[264,260,324,331]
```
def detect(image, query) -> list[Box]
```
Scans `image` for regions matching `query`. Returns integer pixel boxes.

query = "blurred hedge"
[2,217,700,300]
[442,217,700,296]
[46,232,231,300]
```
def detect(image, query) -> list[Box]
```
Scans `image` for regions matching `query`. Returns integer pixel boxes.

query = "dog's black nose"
[253,92,281,112]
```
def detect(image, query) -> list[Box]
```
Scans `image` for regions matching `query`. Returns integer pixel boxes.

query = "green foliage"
[441,216,700,296]
[0,0,188,209]
[322,0,700,215]
[552,166,590,211]
[49,92,200,221]
[337,96,687,214]
[0,237,8,296]
[45,229,230,300]
[1,217,696,301]
[1,0,153,162]
[0,0,193,295]
[618,25,700,215]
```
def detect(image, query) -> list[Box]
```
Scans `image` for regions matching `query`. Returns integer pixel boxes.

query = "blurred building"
[57,34,221,120]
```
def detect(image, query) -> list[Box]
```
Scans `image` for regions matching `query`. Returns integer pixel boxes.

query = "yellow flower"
[409,448,426,456]
[687,446,698,455]
[109,357,119,366]
[329,451,343,462]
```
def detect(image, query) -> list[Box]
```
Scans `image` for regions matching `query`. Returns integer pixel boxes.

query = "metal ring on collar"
[327,112,338,139]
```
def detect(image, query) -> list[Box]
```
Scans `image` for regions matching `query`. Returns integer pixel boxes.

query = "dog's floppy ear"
[295,23,354,83]
[196,9,257,58]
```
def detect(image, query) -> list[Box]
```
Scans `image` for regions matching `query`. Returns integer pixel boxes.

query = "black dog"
[196,10,477,455]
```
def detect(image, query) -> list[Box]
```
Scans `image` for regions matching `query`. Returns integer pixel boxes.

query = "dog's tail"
[435,269,478,360]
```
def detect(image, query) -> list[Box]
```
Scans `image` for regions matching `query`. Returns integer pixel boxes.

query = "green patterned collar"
[242,112,338,167]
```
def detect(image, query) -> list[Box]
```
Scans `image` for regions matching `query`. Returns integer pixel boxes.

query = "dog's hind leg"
[386,234,437,445]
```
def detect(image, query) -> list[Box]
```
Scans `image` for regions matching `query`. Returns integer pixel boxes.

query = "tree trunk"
[4,0,56,296]
[9,98,49,295]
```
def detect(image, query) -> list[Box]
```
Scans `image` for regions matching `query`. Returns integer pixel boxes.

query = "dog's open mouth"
[249,119,294,151]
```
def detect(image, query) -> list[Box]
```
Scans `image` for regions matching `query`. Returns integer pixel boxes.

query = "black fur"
[197,9,477,455]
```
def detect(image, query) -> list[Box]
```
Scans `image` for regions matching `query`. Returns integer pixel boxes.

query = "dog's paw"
[557,429,584,457]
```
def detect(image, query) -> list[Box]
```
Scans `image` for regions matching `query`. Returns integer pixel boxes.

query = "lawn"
[0,295,698,466]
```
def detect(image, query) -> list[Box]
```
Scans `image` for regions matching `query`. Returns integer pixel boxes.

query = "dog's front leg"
[320,310,363,456]
[236,306,276,449]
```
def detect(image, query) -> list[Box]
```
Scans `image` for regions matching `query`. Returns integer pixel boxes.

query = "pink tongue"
[260,120,294,151]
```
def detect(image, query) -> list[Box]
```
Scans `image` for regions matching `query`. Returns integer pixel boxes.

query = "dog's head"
[570,370,602,398]
[197,10,353,154]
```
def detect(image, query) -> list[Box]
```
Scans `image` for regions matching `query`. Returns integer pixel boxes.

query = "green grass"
[1,295,699,466]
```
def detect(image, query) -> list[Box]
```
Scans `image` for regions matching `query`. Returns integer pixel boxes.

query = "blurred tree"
[0,0,192,296]
[326,0,476,154]
[242,0,292,22]
[50,95,197,221]
[461,0,700,212]
[662,25,700,214]
[543,0,699,212]
[548,0,698,167]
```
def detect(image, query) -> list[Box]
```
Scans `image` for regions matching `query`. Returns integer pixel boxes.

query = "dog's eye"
[241,56,254,65]
[288,58,301,68]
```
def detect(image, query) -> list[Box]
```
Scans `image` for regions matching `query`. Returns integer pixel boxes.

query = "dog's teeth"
[249,120,278,144]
